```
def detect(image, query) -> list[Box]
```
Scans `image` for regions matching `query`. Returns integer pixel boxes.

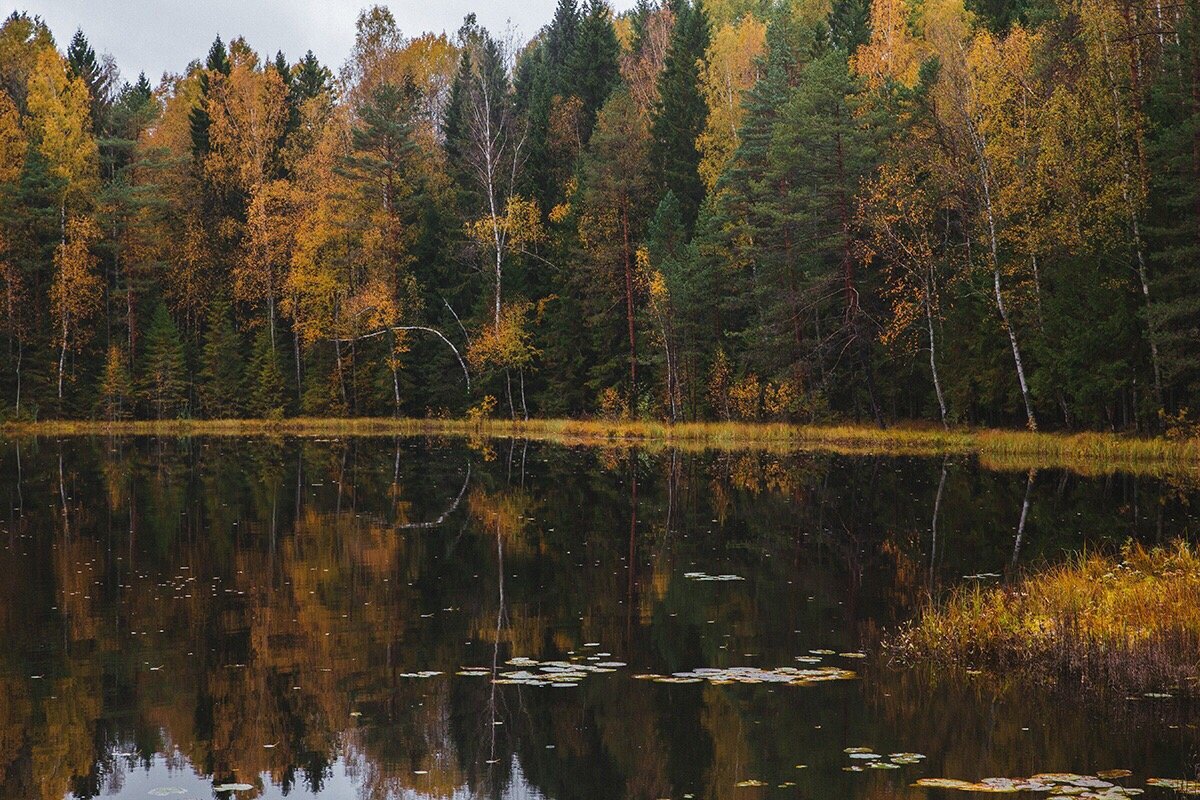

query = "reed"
[889,541,1200,692]
[2,417,1199,473]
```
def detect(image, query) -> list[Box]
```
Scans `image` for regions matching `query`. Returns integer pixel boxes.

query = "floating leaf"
[1147,779,1200,794]
[686,572,745,582]
[735,779,767,787]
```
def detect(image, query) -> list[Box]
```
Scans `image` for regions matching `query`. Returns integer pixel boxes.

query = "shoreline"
[2,417,1199,473]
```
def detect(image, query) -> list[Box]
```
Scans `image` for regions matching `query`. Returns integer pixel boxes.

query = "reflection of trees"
[0,438,1194,799]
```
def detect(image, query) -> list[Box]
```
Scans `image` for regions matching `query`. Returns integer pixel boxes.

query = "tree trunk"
[978,154,1037,430]
[622,207,638,403]
[293,330,303,404]
[519,368,528,421]
[57,317,68,400]
[924,276,948,428]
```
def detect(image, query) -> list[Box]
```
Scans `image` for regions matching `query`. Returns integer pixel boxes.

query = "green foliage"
[140,303,189,419]
[650,0,712,228]
[198,299,245,418]
[249,326,285,419]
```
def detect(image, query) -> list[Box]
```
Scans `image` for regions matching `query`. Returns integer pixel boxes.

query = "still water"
[0,436,1198,800]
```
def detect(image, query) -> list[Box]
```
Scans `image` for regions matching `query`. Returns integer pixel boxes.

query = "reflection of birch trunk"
[488,513,507,766]
[1012,469,1036,567]
[397,464,471,529]
[58,451,69,538]
[931,458,948,590]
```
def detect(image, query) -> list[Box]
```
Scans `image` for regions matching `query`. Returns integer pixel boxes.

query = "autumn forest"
[0,0,1197,431]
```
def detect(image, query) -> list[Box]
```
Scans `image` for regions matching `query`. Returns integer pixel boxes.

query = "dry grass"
[2,417,1199,473]
[889,541,1200,692]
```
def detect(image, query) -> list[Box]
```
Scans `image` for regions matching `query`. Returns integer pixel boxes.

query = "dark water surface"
[1,436,1199,800]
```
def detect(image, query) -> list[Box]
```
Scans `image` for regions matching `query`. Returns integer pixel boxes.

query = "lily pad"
[1147,778,1200,794]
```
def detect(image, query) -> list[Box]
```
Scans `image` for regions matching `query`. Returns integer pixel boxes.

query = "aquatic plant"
[890,541,1200,692]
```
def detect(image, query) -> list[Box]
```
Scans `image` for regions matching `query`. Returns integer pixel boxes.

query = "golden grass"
[890,541,1200,691]
[1,417,1199,473]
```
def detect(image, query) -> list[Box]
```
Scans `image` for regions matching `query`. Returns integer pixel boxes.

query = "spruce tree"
[198,299,245,418]
[568,0,621,141]
[1146,0,1200,408]
[189,36,231,160]
[140,303,189,419]
[650,0,712,229]
[249,326,285,419]
[66,29,111,134]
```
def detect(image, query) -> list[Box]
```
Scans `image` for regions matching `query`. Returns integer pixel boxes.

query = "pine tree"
[140,303,188,419]
[249,325,285,418]
[198,299,244,418]
[650,0,712,229]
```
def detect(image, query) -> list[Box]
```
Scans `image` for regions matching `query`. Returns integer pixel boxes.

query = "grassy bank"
[2,417,1200,472]
[888,541,1200,692]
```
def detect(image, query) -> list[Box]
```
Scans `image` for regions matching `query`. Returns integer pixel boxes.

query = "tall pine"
[650,0,711,229]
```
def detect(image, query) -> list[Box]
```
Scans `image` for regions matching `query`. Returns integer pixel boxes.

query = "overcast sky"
[20,1,639,85]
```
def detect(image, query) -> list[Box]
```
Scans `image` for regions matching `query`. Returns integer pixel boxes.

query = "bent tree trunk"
[333,325,470,394]
[977,154,1037,430]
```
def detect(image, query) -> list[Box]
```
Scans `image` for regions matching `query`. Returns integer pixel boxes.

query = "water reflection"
[0,437,1195,799]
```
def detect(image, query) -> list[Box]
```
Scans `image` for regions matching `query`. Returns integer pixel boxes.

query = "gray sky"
[21,1,638,86]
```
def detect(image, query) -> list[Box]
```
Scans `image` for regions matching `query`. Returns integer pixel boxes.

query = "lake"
[0,435,1197,799]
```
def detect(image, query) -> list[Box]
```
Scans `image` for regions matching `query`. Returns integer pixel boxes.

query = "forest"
[0,0,1196,431]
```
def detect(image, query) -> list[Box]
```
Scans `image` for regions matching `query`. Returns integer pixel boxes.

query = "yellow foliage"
[697,16,767,190]
[852,0,924,88]
[598,386,629,420]
[467,394,498,421]
[51,216,103,354]
[466,195,547,251]
[728,373,761,421]
[205,62,289,194]
[0,89,23,184]
[24,47,97,204]
[467,301,538,372]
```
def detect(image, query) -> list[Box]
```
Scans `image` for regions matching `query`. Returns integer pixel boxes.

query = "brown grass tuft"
[889,541,1200,692]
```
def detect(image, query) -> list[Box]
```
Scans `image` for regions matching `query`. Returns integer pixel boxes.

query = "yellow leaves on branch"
[851,0,924,88]
[859,161,944,349]
[237,180,298,307]
[205,61,289,194]
[577,208,618,256]
[24,47,97,202]
[0,89,24,184]
[465,196,547,251]
[697,16,766,191]
[467,301,538,372]
[51,216,103,352]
